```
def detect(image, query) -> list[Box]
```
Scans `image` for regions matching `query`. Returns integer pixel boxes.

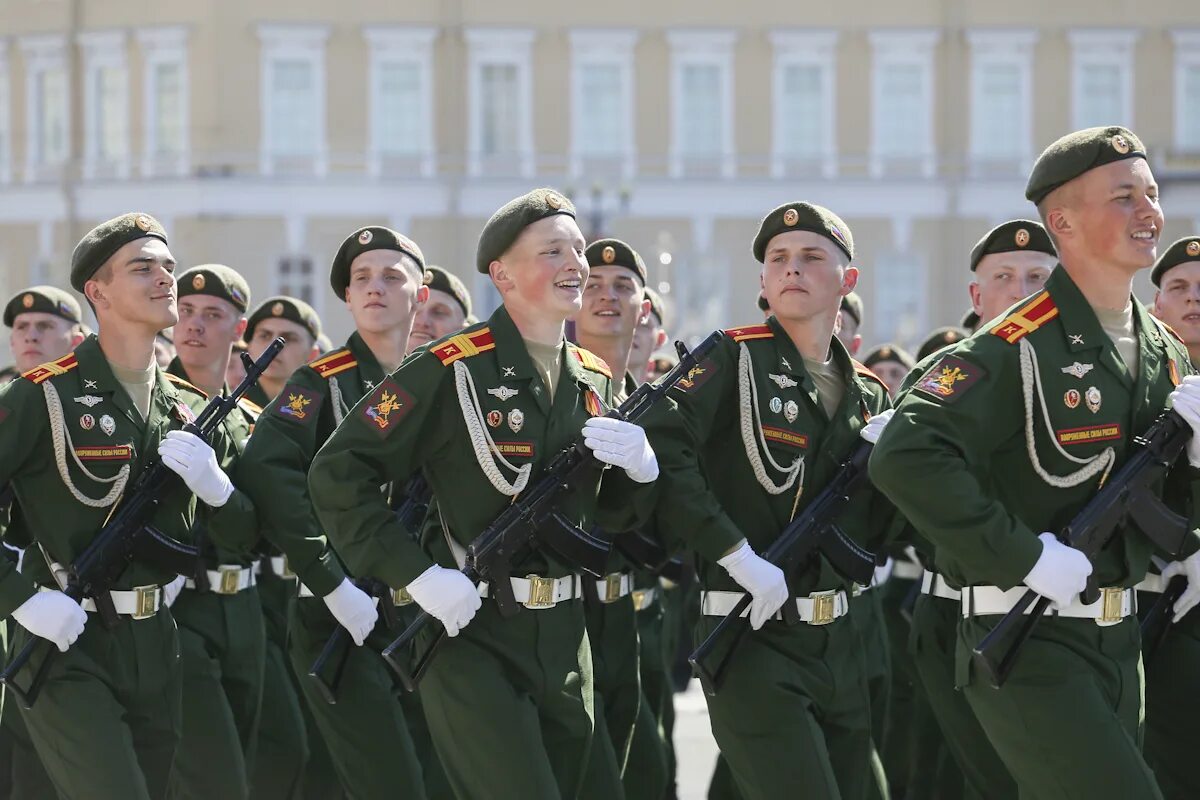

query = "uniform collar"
[74,335,182,434]
[1046,266,1137,388]
[344,331,386,390]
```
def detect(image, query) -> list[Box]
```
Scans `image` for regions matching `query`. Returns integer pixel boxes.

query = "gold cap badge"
[22,294,34,309]
[134,214,152,232]
[358,230,373,245]
[545,192,563,210]
[1015,229,1030,247]
[783,208,799,226]
[1111,135,1130,155]
[1188,241,1200,258]
[271,301,284,316]
[192,274,206,290]
[602,246,616,264]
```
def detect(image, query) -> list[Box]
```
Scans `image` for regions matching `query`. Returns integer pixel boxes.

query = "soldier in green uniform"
[408,265,472,353]
[870,126,1200,798]
[309,188,660,799]
[861,344,915,398]
[966,221,1056,333]
[164,264,267,800]
[244,297,322,410]
[645,202,893,799]
[1152,237,1200,363]
[242,225,450,799]
[0,213,249,799]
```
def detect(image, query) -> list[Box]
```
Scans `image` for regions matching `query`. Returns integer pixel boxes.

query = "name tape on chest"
[1055,423,1122,447]
[74,445,134,462]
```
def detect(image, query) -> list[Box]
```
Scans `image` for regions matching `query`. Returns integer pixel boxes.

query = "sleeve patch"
[675,358,717,393]
[912,355,985,404]
[274,384,323,424]
[360,378,416,437]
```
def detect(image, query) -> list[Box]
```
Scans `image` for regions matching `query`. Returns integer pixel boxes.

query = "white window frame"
[568,28,638,180]
[256,23,331,177]
[18,34,68,184]
[667,30,736,179]
[1172,30,1200,153]
[769,29,838,179]
[0,41,11,184]
[77,30,130,180]
[966,29,1036,174]
[136,26,190,178]
[363,25,437,178]
[868,29,940,179]
[465,28,535,178]
[1068,29,1138,131]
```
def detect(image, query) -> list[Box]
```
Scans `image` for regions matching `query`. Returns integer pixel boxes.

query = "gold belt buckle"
[392,587,414,606]
[524,575,556,610]
[809,591,837,626]
[1099,587,1125,623]
[218,565,241,595]
[132,585,159,620]
[631,589,650,611]
[603,573,625,603]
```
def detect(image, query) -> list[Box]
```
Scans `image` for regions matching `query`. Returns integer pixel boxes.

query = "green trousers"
[961,613,1159,800]
[168,586,266,800]
[909,594,1013,800]
[624,590,672,800]
[418,596,595,800]
[579,593,641,800]
[289,595,445,800]
[850,589,892,800]
[15,606,181,800]
[0,619,54,799]
[702,609,872,800]
[1140,592,1200,800]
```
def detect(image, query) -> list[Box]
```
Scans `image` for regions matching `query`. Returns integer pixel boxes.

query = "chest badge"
[99,415,116,436]
[79,414,96,430]
[502,366,517,378]
[507,408,525,433]
[487,410,503,428]
[1085,386,1102,414]
[780,356,792,370]
[1060,362,1094,379]
[74,394,103,407]
[488,386,519,402]
[84,379,98,390]
[1064,389,1081,410]
[173,401,196,424]
[784,400,799,423]
[769,373,798,389]
[769,397,783,414]
[1069,334,1085,346]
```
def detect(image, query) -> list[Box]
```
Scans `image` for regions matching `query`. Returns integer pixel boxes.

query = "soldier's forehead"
[256,317,309,336]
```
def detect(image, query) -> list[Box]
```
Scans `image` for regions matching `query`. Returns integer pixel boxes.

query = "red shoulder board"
[724,324,774,343]
[310,348,357,379]
[164,372,208,398]
[21,353,78,384]
[570,345,612,379]
[852,360,888,390]
[432,328,496,366]
[989,291,1059,344]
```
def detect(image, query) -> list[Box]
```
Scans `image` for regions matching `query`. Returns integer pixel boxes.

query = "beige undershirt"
[803,355,846,419]
[110,361,156,421]
[525,340,563,404]
[1094,303,1139,376]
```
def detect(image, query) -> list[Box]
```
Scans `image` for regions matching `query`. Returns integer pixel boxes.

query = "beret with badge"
[1151,236,1200,287]
[331,226,426,301]
[585,238,648,285]
[916,326,969,362]
[969,220,1056,272]
[422,266,473,318]
[3,285,82,328]
[862,343,915,372]
[176,264,252,314]
[1025,126,1146,205]
[246,296,322,342]
[476,188,576,274]
[753,202,854,264]
[70,212,169,292]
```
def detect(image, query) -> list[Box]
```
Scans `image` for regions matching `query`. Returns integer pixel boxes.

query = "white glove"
[1169,375,1200,467]
[164,575,186,608]
[717,541,789,630]
[12,591,87,653]
[860,409,895,444]
[1161,552,1200,623]
[1023,532,1093,609]
[582,417,659,483]
[158,430,234,508]
[322,579,379,646]
[873,558,895,587]
[406,565,482,637]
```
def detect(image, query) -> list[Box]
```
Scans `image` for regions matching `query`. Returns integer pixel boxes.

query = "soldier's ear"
[234,318,248,340]
[1046,207,1072,241]
[842,266,859,294]
[489,259,513,293]
[83,279,108,311]
[1152,290,1163,319]
[416,285,430,304]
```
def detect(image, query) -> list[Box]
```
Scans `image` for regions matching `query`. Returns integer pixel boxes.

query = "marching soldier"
[4,287,86,375]
[861,344,915,398]
[244,297,322,409]
[870,126,1200,797]
[309,188,660,799]
[0,213,247,798]
[408,265,472,353]
[967,220,1056,332]
[1152,236,1200,364]
[165,265,266,800]
[645,201,893,798]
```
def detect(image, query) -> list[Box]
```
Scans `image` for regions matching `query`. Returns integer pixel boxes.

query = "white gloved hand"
[873,558,895,587]
[406,565,482,637]
[163,575,186,608]
[860,409,895,444]
[1169,375,1200,467]
[322,579,379,646]
[1161,552,1200,623]
[12,591,87,653]
[717,541,789,630]
[1023,532,1093,609]
[582,417,659,483]
[158,430,234,508]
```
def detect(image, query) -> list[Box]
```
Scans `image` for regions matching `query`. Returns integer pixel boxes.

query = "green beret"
[176,265,251,313]
[862,343,915,371]
[423,266,473,318]
[331,226,426,301]
[840,291,863,327]
[585,238,647,285]
[961,308,981,331]
[753,202,854,263]
[969,220,1056,271]
[645,287,666,326]
[1151,236,1200,287]
[916,326,968,362]
[70,212,169,292]
[476,188,576,273]
[246,296,321,342]
[756,294,770,313]
[3,286,82,328]
[1025,126,1146,205]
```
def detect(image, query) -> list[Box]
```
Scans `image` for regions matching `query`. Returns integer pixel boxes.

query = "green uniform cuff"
[293,548,347,597]
[997,527,1045,590]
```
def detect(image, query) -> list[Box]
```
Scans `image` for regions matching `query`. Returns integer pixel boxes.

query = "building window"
[257,24,330,176]
[1173,31,1200,154]
[0,42,11,184]
[277,255,315,305]
[770,30,837,179]
[364,26,436,178]
[137,27,189,178]
[569,29,637,179]
[869,30,939,178]
[668,31,735,178]
[874,251,927,344]
[78,31,130,179]
[1069,30,1137,130]
[466,28,534,177]
[19,35,69,183]
[967,30,1035,176]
